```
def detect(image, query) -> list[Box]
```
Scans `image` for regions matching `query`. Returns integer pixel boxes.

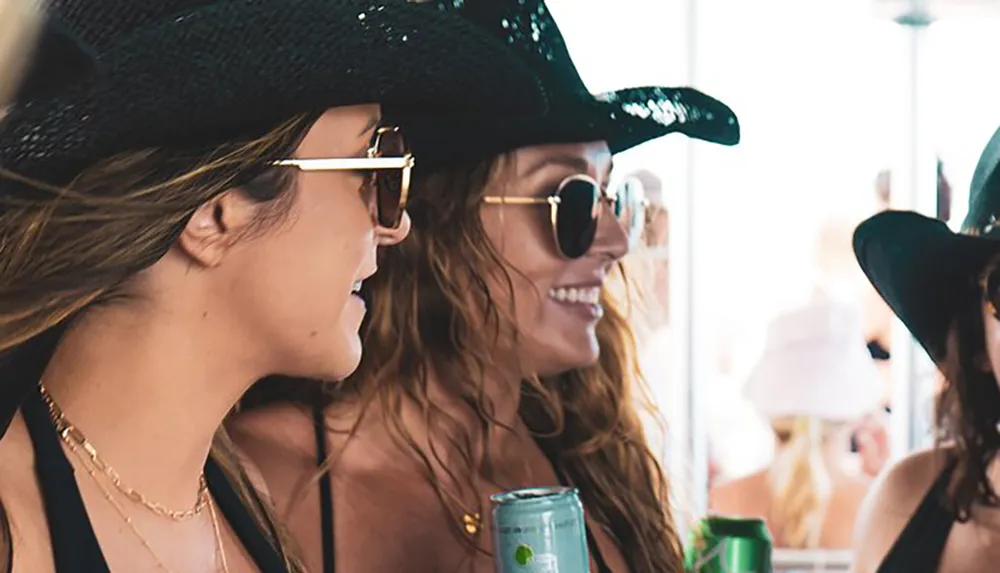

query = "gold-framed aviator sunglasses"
[273,125,413,230]
[483,173,647,259]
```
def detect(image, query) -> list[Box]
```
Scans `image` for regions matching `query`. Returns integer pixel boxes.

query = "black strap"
[876,460,958,573]
[204,457,291,573]
[22,383,110,573]
[314,405,336,573]
[548,456,613,573]
[27,378,291,573]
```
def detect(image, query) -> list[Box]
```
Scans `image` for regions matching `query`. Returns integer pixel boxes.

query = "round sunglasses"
[272,126,413,230]
[483,173,647,259]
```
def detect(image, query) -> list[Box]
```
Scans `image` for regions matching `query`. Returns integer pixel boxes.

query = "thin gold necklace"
[64,423,230,573]
[39,381,210,520]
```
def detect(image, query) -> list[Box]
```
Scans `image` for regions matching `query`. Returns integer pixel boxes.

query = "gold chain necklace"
[44,381,229,572]
[38,382,210,520]
[67,441,230,573]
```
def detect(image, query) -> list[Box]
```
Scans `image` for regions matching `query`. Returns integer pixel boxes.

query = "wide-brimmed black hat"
[0,0,549,184]
[387,0,740,168]
[854,126,1000,363]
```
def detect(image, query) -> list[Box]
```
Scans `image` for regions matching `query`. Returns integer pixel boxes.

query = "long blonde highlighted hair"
[769,416,842,549]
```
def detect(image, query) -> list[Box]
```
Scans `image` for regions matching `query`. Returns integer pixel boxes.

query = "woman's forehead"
[512,141,612,178]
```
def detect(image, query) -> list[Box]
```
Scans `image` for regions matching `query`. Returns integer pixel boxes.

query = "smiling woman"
[230,0,739,572]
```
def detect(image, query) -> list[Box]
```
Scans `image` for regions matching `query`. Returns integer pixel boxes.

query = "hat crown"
[49,0,210,53]
[743,299,883,421]
[433,0,588,99]
[963,125,1000,235]
[50,0,415,54]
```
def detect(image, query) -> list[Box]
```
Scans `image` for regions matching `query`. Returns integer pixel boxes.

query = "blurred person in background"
[632,168,670,326]
[852,127,1000,573]
[813,213,892,479]
[231,0,740,571]
[710,298,882,549]
[630,169,672,447]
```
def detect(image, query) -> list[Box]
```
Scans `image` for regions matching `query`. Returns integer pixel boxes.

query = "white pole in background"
[888,0,938,459]
[676,0,708,524]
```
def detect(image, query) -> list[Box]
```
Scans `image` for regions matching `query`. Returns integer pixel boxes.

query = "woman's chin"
[324,328,363,382]
[533,340,601,377]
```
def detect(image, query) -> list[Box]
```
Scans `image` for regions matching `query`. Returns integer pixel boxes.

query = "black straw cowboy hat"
[0,0,549,183]
[387,0,740,168]
[854,126,1000,363]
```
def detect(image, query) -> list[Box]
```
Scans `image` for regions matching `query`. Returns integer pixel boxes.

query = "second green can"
[684,515,773,573]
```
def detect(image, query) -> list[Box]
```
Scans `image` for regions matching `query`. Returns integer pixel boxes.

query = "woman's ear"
[177,190,257,267]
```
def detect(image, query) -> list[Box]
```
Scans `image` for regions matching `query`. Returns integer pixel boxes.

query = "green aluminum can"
[684,516,773,573]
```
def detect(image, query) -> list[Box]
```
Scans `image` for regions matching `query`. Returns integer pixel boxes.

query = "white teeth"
[351,280,363,293]
[548,286,601,304]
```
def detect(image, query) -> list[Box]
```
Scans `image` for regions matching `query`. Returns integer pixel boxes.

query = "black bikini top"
[16,383,290,573]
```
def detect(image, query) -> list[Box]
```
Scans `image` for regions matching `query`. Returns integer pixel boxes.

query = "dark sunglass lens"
[377,128,407,157]
[376,170,403,228]
[375,129,408,228]
[556,178,600,259]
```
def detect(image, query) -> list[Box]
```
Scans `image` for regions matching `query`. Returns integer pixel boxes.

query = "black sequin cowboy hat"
[854,126,1000,363]
[0,0,550,183]
[387,0,740,168]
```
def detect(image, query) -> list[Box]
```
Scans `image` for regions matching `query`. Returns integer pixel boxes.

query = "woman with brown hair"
[231,1,740,571]
[852,127,1000,572]
[0,1,547,571]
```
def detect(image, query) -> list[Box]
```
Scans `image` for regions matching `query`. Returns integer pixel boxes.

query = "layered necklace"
[39,382,229,573]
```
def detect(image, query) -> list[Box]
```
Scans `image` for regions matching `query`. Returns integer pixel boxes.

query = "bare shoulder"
[852,447,952,573]
[709,470,768,516]
[226,403,321,515]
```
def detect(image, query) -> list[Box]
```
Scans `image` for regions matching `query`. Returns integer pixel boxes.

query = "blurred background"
[545,0,1000,569]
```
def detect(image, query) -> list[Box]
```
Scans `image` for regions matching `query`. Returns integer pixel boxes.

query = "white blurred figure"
[626,170,695,508]
[709,298,882,549]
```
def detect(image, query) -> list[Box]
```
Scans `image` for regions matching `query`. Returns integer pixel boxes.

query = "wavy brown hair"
[0,115,322,572]
[934,269,1000,521]
[252,154,684,572]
